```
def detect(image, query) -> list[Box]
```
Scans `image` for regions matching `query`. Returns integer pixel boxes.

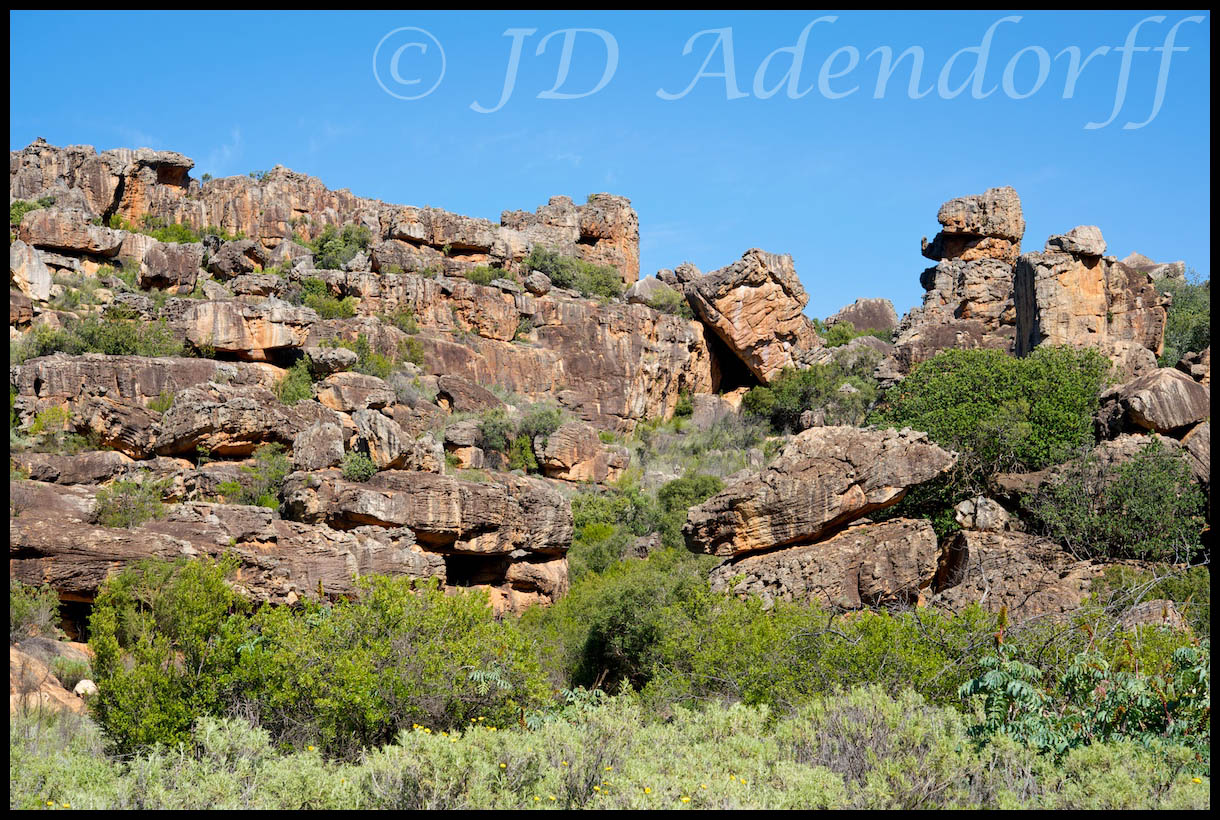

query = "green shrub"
[517,404,563,445]
[1158,273,1210,367]
[1089,565,1210,637]
[9,579,64,642]
[384,308,419,334]
[341,451,378,482]
[645,287,692,318]
[321,334,395,379]
[138,215,201,244]
[506,435,538,473]
[93,474,171,528]
[50,657,91,690]
[10,311,185,363]
[524,247,622,299]
[478,409,516,454]
[961,641,1210,766]
[148,390,175,415]
[10,197,55,226]
[300,277,357,319]
[743,345,880,433]
[464,265,501,286]
[818,320,893,347]
[309,223,372,270]
[399,337,425,367]
[217,443,291,508]
[673,392,693,418]
[273,359,314,405]
[1024,438,1205,562]
[202,225,245,242]
[28,405,70,436]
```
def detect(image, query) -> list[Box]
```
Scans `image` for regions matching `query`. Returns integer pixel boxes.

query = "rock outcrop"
[683,426,956,558]
[887,187,1026,379]
[826,298,898,334]
[1096,368,1211,436]
[1120,252,1187,284]
[687,249,822,384]
[1014,228,1168,379]
[709,518,938,610]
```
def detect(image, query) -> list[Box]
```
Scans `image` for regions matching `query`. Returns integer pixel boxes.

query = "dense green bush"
[1158,273,1210,367]
[300,277,357,319]
[743,345,880,433]
[645,287,692,318]
[321,333,396,379]
[524,247,622,299]
[93,473,171,528]
[88,560,549,760]
[341,451,378,482]
[961,641,1210,765]
[309,223,372,270]
[10,311,185,364]
[477,409,516,455]
[464,265,502,286]
[10,196,55,226]
[216,444,292,508]
[9,691,1210,809]
[817,319,892,347]
[516,404,563,445]
[273,358,314,405]
[1024,438,1205,562]
[506,435,539,473]
[137,215,201,244]
[876,346,1111,477]
[10,579,64,642]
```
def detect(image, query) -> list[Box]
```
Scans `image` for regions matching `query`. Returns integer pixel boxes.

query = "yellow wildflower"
[644,787,652,794]
[681,796,691,803]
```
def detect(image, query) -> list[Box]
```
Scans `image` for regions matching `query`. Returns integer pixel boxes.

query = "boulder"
[314,372,395,412]
[683,426,956,558]
[291,421,345,471]
[826,297,898,334]
[351,409,443,471]
[1176,347,1210,386]
[534,420,623,483]
[9,240,52,301]
[1045,225,1106,257]
[11,289,34,325]
[206,239,268,278]
[177,299,317,361]
[18,208,123,256]
[523,271,552,295]
[140,241,203,291]
[305,345,359,376]
[921,186,1025,265]
[435,374,504,413]
[625,276,679,307]
[1118,599,1190,632]
[687,248,822,384]
[1120,252,1187,284]
[930,530,1111,623]
[953,496,1011,532]
[709,518,938,610]
[1097,368,1211,435]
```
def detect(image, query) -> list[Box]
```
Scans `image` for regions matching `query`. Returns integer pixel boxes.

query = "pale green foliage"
[10,579,64,642]
[93,473,170,528]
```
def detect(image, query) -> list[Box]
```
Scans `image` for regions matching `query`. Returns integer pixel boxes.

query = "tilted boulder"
[436,374,504,413]
[207,239,268,279]
[1096,368,1211,436]
[534,420,625,483]
[1045,225,1106,257]
[683,426,956,558]
[709,518,939,610]
[351,409,443,472]
[687,248,822,384]
[291,421,345,471]
[314,372,395,412]
[9,240,52,302]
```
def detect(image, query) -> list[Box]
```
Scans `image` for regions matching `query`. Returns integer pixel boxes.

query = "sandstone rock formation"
[708,518,938,610]
[1014,228,1168,379]
[686,249,822,384]
[683,426,956,558]
[1120,252,1187,284]
[825,297,898,334]
[1096,368,1211,436]
[887,187,1026,379]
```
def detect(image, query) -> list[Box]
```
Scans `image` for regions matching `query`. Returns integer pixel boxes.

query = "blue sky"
[9,11,1211,317]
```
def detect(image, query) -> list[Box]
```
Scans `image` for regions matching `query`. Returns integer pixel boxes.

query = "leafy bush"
[10,579,64,642]
[93,474,171,528]
[341,451,378,482]
[743,345,880,433]
[273,358,314,405]
[384,308,419,335]
[50,657,91,690]
[10,196,55,226]
[524,247,622,299]
[10,311,185,364]
[8,690,1211,809]
[300,277,357,319]
[961,641,1210,765]
[89,562,549,760]
[1158,272,1209,367]
[137,215,201,244]
[477,409,516,454]
[399,337,425,366]
[309,223,372,270]
[517,404,563,445]
[1024,438,1205,562]
[645,287,692,318]
[321,334,396,379]
[818,319,892,347]
[464,265,501,286]
[216,443,291,508]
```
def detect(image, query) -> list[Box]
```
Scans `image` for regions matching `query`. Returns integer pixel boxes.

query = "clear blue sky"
[9,11,1211,317]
